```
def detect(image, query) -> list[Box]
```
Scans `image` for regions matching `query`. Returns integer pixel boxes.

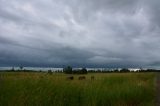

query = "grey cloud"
[0,0,160,68]
[143,0,160,27]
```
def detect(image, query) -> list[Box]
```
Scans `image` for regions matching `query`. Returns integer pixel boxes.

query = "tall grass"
[0,72,155,106]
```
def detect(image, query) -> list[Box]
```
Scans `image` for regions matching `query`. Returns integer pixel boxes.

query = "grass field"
[0,72,156,106]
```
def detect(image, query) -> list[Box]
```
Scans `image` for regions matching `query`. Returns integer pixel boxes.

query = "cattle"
[79,76,86,80]
[91,76,95,80]
[66,76,74,80]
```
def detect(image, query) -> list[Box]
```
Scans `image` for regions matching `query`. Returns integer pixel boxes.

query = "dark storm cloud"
[0,0,160,68]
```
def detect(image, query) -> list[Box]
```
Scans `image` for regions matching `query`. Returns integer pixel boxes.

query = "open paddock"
[0,72,156,106]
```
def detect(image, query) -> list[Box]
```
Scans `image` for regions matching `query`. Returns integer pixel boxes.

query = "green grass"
[0,72,156,106]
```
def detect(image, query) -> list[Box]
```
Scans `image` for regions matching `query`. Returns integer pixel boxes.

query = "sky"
[0,0,160,68]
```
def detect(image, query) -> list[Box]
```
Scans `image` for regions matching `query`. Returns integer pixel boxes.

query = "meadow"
[0,72,156,106]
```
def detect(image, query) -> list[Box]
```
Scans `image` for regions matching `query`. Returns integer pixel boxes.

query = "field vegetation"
[0,72,156,106]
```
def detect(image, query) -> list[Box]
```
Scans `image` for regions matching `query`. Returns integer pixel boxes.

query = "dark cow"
[91,76,95,80]
[66,76,74,80]
[79,76,86,80]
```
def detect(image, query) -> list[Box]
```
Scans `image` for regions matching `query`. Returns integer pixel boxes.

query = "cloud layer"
[0,0,160,68]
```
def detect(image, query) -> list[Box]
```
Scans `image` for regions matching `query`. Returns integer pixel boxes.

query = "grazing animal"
[91,76,95,80]
[79,76,86,80]
[67,76,74,80]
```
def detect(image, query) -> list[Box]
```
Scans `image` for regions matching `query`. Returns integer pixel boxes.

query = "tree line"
[1,66,160,73]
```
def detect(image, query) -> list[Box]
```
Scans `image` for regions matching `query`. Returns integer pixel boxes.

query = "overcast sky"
[0,0,160,68]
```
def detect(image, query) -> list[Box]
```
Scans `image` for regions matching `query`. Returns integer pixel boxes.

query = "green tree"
[120,68,130,73]
[63,66,72,74]
[11,67,15,72]
[19,66,23,71]
[48,70,52,75]
[81,68,87,74]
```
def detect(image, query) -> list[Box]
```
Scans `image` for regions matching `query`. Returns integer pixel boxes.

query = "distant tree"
[48,70,52,74]
[19,66,23,71]
[120,68,130,73]
[63,66,72,74]
[88,70,95,73]
[81,68,88,74]
[146,69,156,72]
[113,69,119,73]
[11,67,15,72]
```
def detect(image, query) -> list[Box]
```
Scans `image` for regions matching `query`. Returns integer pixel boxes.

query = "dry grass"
[0,72,156,106]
